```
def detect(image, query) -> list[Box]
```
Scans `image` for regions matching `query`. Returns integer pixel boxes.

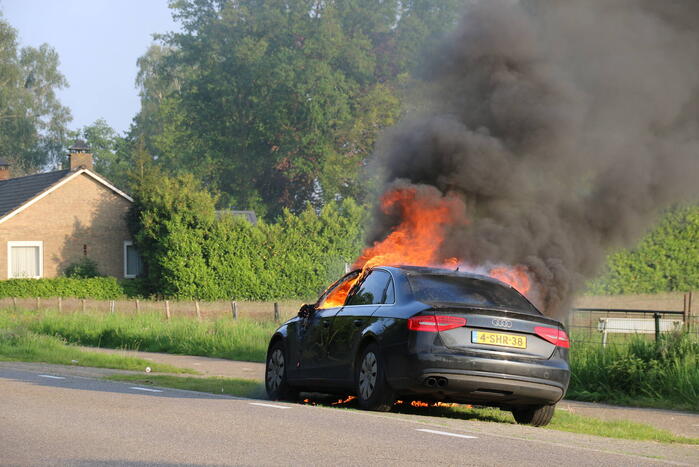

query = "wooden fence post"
[274,302,280,322]
[165,300,171,321]
[57,297,62,313]
[688,291,694,333]
[135,299,140,314]
[195,301,201,321]
[12,297,17,310]
[109,300,115,313]
[81,299,86,313]
[231,301,238,320]
[36,297,40,310]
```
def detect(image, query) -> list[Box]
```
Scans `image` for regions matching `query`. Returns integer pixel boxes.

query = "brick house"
[0,144,142,280]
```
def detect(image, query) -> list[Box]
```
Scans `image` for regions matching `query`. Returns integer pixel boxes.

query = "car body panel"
[267,266,571,408]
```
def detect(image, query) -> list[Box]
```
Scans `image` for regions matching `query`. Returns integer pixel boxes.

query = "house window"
[8,241,43,278]
[123,241,143,278]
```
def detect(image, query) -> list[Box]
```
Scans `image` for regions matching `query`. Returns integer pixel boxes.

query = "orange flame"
[353,188,466,271]
[331,395,357,406]
[488,265,532,296]
[352,187,534,298]
[394,400,463,408]
[320,276,360,309]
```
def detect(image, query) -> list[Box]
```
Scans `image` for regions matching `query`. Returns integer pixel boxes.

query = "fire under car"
[264,266,570,426]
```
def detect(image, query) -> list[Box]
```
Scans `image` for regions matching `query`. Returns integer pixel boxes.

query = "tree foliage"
[587,206,699,294]
[130,0,462,218]
[0,16,71,173]
[129,171,365,300]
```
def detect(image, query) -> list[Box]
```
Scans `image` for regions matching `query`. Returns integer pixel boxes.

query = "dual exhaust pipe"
[424,376,448,388]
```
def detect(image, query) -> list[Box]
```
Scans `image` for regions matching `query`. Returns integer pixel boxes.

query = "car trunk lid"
[428,303,564,359]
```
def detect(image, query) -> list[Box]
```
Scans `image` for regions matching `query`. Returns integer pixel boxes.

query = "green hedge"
[0,277,138,299]
[129,173,367,301]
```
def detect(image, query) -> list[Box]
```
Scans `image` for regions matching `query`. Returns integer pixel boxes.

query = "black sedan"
[265,266,570,426]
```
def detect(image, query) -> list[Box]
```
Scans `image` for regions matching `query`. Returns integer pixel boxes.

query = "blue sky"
[2,0,180,134]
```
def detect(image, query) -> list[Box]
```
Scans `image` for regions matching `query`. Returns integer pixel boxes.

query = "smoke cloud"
[369,0,699,319]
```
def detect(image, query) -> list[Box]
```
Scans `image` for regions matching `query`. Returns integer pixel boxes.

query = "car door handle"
[353,319,364,327]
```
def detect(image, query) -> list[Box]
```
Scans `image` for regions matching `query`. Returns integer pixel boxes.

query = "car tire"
[511,404,555,426]
[356,343,394,412]
[265,340,298,402]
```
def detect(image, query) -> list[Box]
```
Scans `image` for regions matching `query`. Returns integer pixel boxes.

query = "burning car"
[265,265,570,426]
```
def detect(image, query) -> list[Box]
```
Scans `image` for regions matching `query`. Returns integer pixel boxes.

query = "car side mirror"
[298,303,315,318]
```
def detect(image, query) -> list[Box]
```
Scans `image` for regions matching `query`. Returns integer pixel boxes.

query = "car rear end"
[388,271,570,409]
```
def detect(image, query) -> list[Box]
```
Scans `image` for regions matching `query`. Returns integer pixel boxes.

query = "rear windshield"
[408,274,539,314]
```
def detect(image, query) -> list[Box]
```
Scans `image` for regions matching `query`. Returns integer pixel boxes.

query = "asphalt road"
[1,365,697,466]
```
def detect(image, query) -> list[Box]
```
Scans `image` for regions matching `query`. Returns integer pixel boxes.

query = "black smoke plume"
[369,0,699,319]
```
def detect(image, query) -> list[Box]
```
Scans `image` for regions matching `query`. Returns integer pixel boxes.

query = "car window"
[317,271,360,309]
[346,270,392,306]
[407,274,540,314]
[383,276,395,304]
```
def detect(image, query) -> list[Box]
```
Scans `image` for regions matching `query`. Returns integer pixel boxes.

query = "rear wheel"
[356,343,394,412]
[511,404,555,426]
[265,340,298,401]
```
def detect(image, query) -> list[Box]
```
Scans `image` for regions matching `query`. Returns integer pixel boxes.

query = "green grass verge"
[3,307,698,412]
[430,405,698,444]
[105,374,698,445]
[1,308,277,362]
[568,332,699,412]
[0,330,195,374]
[105,374,265,398]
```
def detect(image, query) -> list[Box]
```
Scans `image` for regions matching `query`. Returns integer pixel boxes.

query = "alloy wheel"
[358,351,378,400]
[267,348,284,391]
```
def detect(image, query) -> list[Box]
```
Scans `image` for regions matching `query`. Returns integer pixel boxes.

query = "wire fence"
[0,296,304,323]
[569,291,697,346]
[2,292,697,346]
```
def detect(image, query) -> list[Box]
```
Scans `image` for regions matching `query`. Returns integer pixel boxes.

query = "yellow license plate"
[472,331,527,349]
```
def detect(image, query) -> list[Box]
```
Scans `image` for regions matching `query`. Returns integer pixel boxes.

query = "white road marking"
[249,402,291,410]
[129,386,163,393]
[416,428,478,439]
[37,375,66,380]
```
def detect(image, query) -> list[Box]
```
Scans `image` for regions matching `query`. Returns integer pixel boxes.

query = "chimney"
[0,159,10,181]
[68,141,93,171]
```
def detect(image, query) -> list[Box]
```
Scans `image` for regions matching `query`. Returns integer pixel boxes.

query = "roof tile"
[0,170,71,218]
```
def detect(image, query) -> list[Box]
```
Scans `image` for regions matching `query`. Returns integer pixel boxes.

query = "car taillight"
[534,326,570,348]
[408,315,466,332]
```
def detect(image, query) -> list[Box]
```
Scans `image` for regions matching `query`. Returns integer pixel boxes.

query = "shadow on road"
[297,392,514,424]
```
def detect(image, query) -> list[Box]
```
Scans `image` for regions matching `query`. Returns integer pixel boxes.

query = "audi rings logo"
[492,319,513,328]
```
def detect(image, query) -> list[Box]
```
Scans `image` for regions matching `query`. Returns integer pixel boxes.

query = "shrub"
[129,172,366,300]
[64,258,102,278]
[0,277,142,299]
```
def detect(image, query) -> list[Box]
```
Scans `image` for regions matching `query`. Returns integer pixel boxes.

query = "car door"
[293,271,360,383]
[326,269,395,383]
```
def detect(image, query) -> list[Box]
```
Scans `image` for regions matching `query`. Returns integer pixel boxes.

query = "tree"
[128,169,218,298]
[0,16,71,173]
[69,118,135,186]
[129,0,463,218]
[588,206,699,294]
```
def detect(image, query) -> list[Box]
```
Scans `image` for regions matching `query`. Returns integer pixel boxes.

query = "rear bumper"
[411,370,564,405]
[384,345,570,407]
